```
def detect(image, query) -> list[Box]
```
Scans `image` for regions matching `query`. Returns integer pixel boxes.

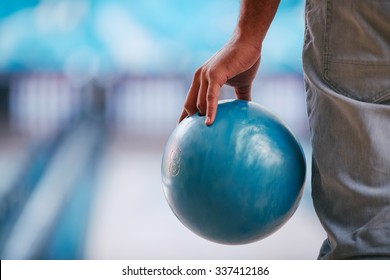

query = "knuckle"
[198,66,214,81]
[204,69,215,82]
[205,68,215,80]
[207,102,217,112]
[197,101,206,114]
[194,68,203,79]
[183,102,195,115]
[206,90,218,102]
[205,64,222,80]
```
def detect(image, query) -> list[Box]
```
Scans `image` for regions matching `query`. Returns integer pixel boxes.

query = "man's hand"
[179,36,261,126]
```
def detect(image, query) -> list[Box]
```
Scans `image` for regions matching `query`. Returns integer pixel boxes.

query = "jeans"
[303,0,390,259]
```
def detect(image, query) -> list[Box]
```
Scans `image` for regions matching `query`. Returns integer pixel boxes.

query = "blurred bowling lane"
[0,73,106,259]
[85,133,325,260]
[0,125,30,201]
[0,122,60,255]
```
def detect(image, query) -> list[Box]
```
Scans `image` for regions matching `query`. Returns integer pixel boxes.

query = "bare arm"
[179,0,280,125]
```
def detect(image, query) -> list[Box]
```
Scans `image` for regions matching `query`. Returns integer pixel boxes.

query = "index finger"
[205,83,221,126]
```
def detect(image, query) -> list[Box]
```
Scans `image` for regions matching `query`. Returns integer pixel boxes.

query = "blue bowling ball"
[161,100,306,245]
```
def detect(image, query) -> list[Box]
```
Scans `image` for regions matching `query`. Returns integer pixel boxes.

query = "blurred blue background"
[0,0,325,259]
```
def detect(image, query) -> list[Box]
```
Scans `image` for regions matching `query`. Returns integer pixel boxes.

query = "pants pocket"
[323,0,390,103]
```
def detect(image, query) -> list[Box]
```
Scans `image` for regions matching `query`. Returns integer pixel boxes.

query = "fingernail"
[205,117,211,125]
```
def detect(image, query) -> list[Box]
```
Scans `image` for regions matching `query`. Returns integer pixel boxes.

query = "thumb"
[234,85,252,101]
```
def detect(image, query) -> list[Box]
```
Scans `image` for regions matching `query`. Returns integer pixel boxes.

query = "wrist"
[232,25,264,52]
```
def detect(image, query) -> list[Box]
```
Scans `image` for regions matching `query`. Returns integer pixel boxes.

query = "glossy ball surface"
[161,100,306,245]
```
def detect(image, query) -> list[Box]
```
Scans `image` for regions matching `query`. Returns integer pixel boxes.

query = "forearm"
[234,0,280,49]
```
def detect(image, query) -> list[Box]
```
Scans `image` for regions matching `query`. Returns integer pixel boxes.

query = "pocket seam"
[329,60,390,66]
[324,66,390,103]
